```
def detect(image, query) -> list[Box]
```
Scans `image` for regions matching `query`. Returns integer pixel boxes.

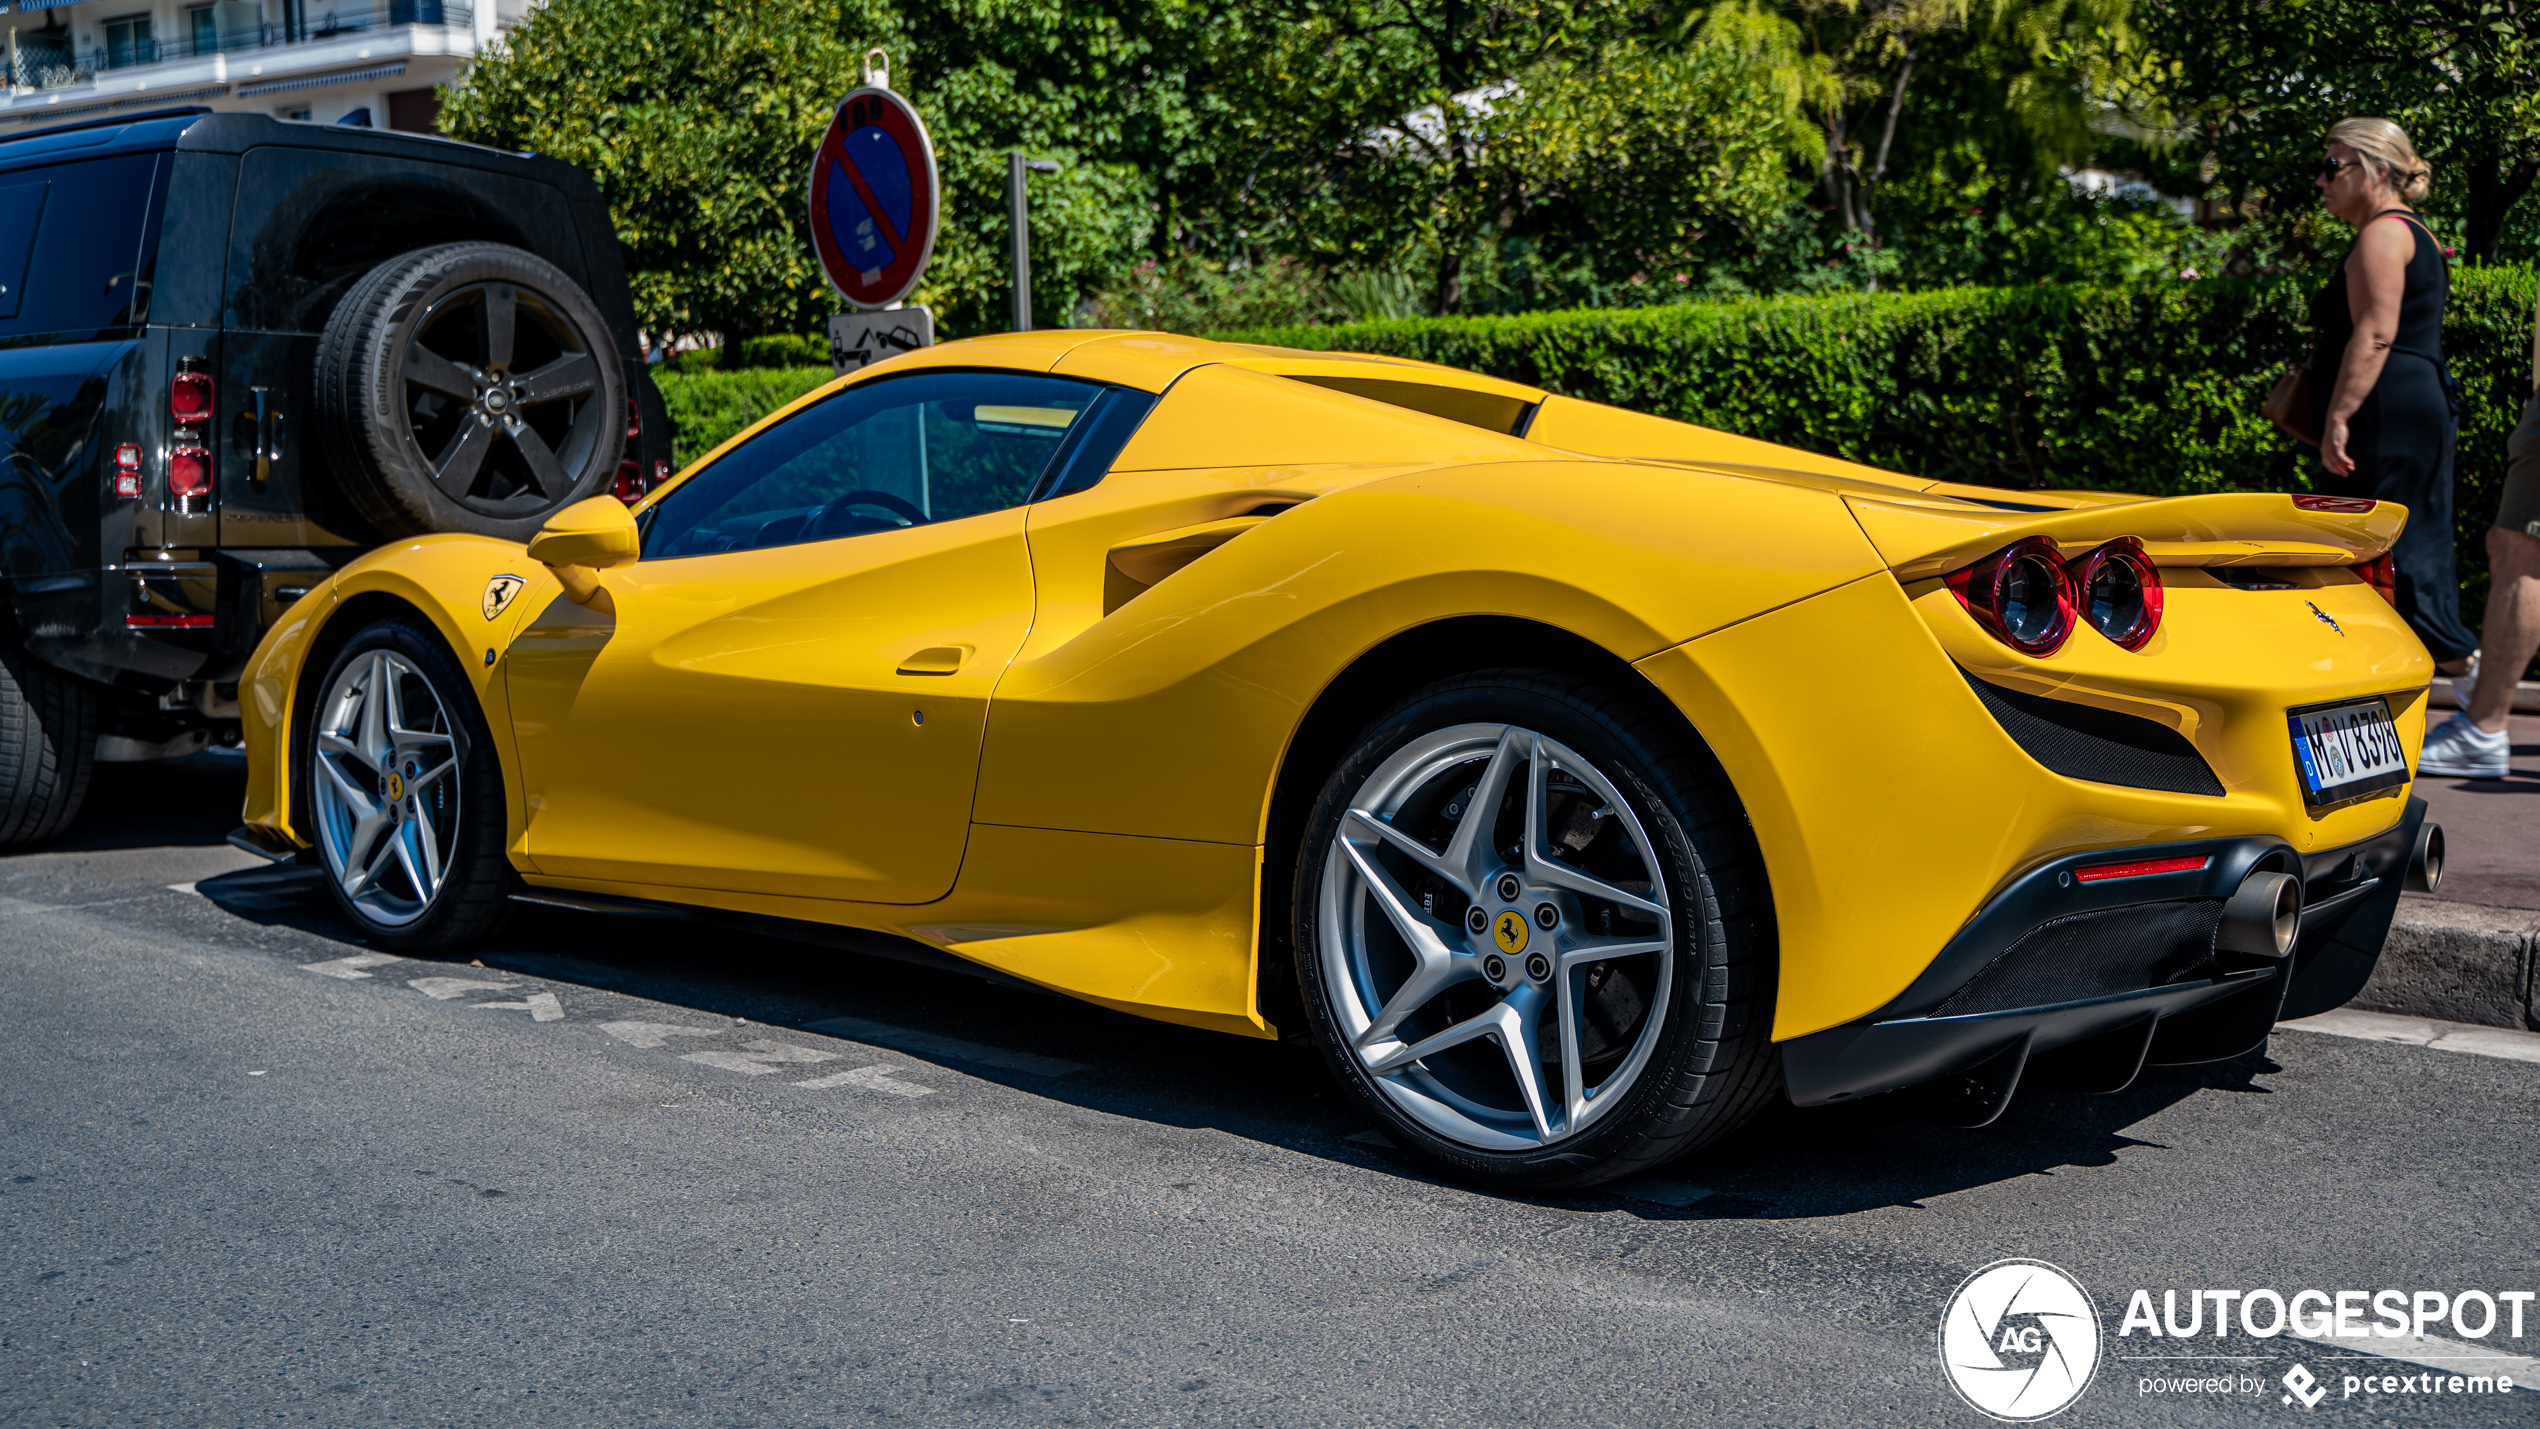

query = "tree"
[1783,0,2137,243]
[2136,0,2540,263]
[1206,0,1821,312]
[441,0,1216,338]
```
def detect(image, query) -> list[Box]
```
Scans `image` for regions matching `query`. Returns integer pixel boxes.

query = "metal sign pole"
[1007,153,1059,334]
[1009,152,1031,333]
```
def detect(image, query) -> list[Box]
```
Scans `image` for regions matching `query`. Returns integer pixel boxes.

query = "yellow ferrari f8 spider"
[234,331,2442,1190]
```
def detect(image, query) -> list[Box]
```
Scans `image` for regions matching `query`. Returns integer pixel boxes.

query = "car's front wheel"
[302,618,516,949]
[1295,670,1780,1191]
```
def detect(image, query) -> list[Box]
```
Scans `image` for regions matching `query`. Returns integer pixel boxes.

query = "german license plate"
[2288,697,2409,806]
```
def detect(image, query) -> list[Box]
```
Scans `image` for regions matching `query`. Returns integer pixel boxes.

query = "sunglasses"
[2319,155,2364,181]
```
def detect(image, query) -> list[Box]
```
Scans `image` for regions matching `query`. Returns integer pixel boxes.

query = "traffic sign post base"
[830,306,933,377]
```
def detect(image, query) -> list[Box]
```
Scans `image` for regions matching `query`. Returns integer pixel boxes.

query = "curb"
[2430,676,2540,714]
[2353,897,2540,1032]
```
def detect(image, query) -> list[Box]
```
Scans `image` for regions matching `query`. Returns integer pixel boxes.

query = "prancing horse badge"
[483,572,527,621]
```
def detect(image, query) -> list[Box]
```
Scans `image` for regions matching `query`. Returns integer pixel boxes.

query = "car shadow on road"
[53,750,252,853]
[191,859,2264,1224]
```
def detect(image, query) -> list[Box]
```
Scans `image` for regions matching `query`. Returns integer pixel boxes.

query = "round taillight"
[2071,538,2163,650]
[168,447,211,497]
[1945,536,2076,655]
[170,371,214,422]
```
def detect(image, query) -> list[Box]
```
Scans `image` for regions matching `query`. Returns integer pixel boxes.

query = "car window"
[641,371,1150,560]
[0,152,161,336]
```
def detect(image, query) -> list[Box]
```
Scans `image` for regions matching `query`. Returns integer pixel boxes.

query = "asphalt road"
[4,755,2535,1426]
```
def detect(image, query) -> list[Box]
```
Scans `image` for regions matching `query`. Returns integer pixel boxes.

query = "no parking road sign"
[808,84,940,310]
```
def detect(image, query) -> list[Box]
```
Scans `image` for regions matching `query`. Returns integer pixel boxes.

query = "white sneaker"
[2449,651,2480,713]
[2417,712,2511,779]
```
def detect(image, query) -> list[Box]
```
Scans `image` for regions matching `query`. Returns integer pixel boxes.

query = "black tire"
[0,642,96,849]
[299,617,517,949]
[1294,669,1781,1191]
[315,242,627,540]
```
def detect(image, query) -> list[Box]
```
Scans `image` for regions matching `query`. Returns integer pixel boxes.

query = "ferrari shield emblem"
[1492,909,1530,956]
[482,573,526,621]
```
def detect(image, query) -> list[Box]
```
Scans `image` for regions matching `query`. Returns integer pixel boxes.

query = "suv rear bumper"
[1780,797,2427,1118]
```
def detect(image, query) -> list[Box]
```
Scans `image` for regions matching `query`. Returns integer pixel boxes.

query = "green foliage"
[1226,265,2540,612]
[2133,0,2540,262]
[657,366,835,468]
[438,0,864,341]
[442,0,1218,339]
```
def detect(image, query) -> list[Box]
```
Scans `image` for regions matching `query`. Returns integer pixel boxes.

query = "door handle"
[896,644,972,676]
[249,386,281,483]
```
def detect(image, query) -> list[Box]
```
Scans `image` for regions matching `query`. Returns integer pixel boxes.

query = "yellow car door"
[503,369,1146,905]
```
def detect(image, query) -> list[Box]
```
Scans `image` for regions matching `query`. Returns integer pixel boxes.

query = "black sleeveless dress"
[2308,210,2478,662]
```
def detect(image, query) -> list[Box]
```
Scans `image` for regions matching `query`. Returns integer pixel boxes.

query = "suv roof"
[0,107,578,192]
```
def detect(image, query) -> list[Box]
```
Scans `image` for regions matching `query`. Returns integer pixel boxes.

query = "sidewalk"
[2348,710,2539,1032]
[2409,708,2540,910]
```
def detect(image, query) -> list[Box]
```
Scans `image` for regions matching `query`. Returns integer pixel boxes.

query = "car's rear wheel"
[316,242,627,541]
[0,641,96,849]
[303,618,516,949]
[1295,670,1779,1191]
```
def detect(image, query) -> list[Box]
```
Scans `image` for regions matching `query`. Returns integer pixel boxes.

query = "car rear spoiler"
[1845,491,2410,582]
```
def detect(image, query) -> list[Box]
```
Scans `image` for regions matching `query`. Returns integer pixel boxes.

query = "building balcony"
[5,1,476,96]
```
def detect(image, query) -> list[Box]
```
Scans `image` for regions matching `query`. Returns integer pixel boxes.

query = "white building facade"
[2,0,533,133]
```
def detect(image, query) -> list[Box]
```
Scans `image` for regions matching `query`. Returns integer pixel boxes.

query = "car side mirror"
[528,495,639,612]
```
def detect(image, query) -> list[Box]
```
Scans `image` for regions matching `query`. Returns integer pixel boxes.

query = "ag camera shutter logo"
[1940,1259,2102,1420]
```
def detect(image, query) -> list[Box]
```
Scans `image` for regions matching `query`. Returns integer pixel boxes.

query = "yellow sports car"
[233,331,2442,1190]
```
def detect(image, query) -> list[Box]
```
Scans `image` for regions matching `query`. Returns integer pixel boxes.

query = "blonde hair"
[2327,117,2432,202]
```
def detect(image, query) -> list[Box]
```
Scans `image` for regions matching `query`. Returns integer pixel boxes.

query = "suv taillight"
[171,370,214,423]
[1945,536,2077,655]
[626,397,642,444]
[168,445,213,502]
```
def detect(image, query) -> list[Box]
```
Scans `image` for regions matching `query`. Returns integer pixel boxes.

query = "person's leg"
[2383,420,2482,669]
[2466,526,2540,732]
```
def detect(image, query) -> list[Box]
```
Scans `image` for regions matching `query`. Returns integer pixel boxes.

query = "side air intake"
[1961,668,2225,797]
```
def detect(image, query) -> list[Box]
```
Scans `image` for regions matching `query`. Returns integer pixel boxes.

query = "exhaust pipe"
[2407,822,2444,894]
[2219,870,2301,957]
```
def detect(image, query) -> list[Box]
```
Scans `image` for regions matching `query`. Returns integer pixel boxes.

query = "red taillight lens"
[625,397,642,443]
[113,443,142,498]
[613,460,643,503]
[652,458,671,486]
[2074,854,2212,883]
[2353,552,2397,605]
[168,445,212,498]
[1945,536,2076,655]
[170,371,214,423]
[2069,537,2163,650]
[2293,493,2377,513]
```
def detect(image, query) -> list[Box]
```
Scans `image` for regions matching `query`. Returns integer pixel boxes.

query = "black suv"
[0,106,671,846]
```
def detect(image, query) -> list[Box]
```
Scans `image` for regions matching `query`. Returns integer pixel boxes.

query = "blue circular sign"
[808,86,940,309]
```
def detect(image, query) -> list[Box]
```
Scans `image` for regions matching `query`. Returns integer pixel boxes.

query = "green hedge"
[656,272,2539,616]
[1227,269,2539,627]
[656,365,833,468]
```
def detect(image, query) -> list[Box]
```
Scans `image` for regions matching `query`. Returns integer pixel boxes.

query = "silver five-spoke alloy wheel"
[312,649,462,927]
[1318,722,1675,1152]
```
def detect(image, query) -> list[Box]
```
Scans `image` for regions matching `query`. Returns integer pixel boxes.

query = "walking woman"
[2308,117,2480,677]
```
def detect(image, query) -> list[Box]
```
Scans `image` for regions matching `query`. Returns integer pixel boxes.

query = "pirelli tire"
[0,641,97,849]
[1294,669,1782,1192]
[315,242,627,541]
